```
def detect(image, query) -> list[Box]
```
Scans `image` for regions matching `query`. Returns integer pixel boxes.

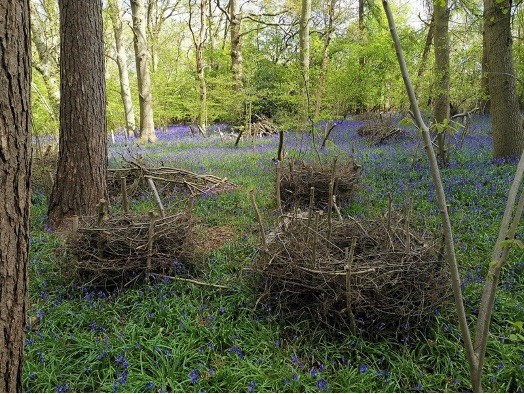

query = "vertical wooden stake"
[333,195,343,220]
[404,197,412,254]
[146,176,165,218]
[146,211,156,282]
[306,186,315,241]
[249,190,267,251]
[275,161,282,214]
[121,176,130,214]
[345,239,357,334]
[97,198,108,226]
[327,181,334,242]
[311,211,321,268]
[387,192,393,231]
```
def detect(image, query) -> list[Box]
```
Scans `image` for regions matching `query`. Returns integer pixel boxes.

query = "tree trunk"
[0,1,31,391]
[30,0,60,119]
[480,19,490,114]
[433,0,450,164]
[414,14,434,92]
[131,0,157,143]
[189,0,208,130]
[484,0,524,158]
[299,0,312,92]
[230,0,243,91]
[48,0,108,228]
[108,0,137,137]
[314,0,337,118]
[359,0,365,66]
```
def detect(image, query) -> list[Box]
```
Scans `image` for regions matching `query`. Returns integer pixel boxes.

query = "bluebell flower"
[292,373,299,382]
[38,351,45,363]
[283,378,290,386]
[118,370,128,385]
[359,364,368,373]
[316,379,328,390]
[189,369,199,384]
[56,383,70,393]
[145,382,155,390]
[310,368,317,378]
[247,380,256,392]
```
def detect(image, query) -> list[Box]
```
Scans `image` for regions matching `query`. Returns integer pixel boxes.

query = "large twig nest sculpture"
[356,112,405,144]
[251,210,451,334]
[278,159,361,211]
[64,210,193,289]
[107,162,235,204]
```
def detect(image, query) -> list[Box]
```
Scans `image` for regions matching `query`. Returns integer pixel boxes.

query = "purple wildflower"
[189,369,199,384]
[316,379,328,390]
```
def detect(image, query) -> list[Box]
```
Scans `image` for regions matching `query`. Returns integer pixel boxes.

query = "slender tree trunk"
[131,0,157,143]
[230,0,243,91]
[299,0,312,92]
[108,0,137,137]
[0,1,31,391]
[433,0,450,164]
[480,18,490,114]
[359,0,365,66]
[414,14,434,92]
[484,0,524,158]
[29,0,60,119]
[314,0,337,118]
[189,0,208,130]
[48,0,108,228]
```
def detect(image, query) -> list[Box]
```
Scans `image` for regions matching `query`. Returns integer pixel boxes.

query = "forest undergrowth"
[25,115,524,392]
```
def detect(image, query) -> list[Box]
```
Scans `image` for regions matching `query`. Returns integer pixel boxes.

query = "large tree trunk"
[131,0,157,143]
[0,1,31,392]
[484,0,524,158]
[433,0,450,164]
[230,0,243,92]
[48,0,108,228]
[314,0,337,118]
[108,0,137,137]
[30,0,60,119]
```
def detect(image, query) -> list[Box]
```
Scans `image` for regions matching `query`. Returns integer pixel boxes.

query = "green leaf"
[398,117,415,127]
[500,239,524,250]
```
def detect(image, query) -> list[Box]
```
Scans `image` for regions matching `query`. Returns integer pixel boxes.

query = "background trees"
[47,0,108,227]
[27,0,524,156]
[0,0,31,391]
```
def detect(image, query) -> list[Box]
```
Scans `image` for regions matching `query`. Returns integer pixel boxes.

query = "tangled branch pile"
[279,159,361,210]
[356,112,405,144]
[252,211,450,334]
[249,115,279,137]
[64,211,193,288]
[107,162,235,202]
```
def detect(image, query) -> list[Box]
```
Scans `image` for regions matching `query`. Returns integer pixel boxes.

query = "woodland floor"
[26,114,524,392]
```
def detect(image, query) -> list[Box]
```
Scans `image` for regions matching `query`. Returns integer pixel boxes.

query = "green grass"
[25,124,524,392]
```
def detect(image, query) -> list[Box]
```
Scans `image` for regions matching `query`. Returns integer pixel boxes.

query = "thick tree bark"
[48,0,108,228]
[0,1,31,392]
[108,0,137,137]
[131,0,157,143]
[314,0,337,118]
[30,0,60,119]
[484,0,524,158]
[230,0,243,91]
[433,0,450,164]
